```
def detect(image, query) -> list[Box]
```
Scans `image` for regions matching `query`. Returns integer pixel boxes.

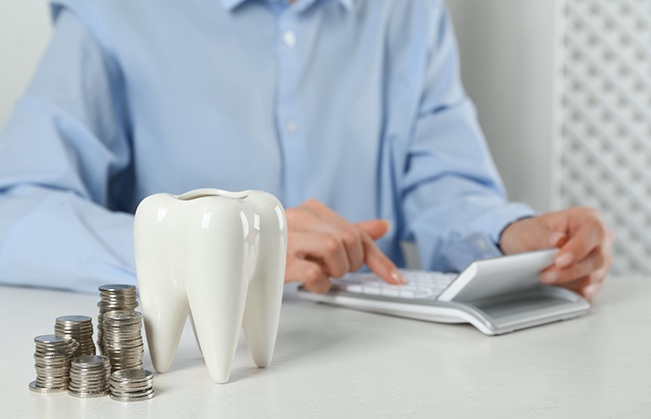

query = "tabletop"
[1,277,650,419]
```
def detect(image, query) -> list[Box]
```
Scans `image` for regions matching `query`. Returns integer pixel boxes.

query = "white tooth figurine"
[134,189,287,383]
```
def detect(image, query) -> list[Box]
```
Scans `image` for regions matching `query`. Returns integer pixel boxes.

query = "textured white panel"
[560,0,651,273]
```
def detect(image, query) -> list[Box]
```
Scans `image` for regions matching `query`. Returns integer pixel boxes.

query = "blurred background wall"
[1,0,649,273]
[446,0,561,213]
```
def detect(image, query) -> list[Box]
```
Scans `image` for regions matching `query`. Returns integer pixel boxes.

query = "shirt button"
[286,121,299,133]
[283,31,297,47]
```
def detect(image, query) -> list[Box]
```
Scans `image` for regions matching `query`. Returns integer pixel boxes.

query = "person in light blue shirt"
[0,0,612,297]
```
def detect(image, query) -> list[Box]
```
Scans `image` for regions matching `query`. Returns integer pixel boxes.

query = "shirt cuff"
[442,203,536,272]
[486,202,537,244]
[442,232,503,272]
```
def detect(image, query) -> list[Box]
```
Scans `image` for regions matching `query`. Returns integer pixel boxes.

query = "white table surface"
[1,277,650,419]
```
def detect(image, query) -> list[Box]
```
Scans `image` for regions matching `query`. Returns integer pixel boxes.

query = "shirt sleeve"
[401,6,535,272]
[0,7,136,293]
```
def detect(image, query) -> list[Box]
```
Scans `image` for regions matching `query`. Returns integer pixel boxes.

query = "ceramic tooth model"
[134,188,287,383]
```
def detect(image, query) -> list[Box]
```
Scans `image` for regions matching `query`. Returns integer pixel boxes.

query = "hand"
[499,207,615,301]
[284,199,405,293]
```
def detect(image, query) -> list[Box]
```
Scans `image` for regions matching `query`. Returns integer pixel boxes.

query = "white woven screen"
[559,0,651,274]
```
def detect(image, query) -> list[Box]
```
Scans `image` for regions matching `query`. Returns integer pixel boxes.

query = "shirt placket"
[276,9,306,207]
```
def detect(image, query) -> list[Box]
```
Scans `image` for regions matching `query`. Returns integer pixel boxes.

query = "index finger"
[360,232,405,285]
[556,219,606,268]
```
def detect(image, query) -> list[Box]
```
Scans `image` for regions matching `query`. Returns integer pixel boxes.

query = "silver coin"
[68,390,109,398]
[106,356,144,363]
[71,363,110,370]
[55,322,93,327]
[55,333,93,339]
[100,296,137,301]
[110,364,143,371]
[100,301,137,306]
[34,363,71,369]
[70,367,108,374]
[70,362,107,368]
[28,381,68,394]
[110,382,152,392]
[34,352,76,359]
[104,342,143,350]
[110,376,153,385]
[99,284,136,292]
[69,370,109,378]
[35,381,69,388]
[34,355,74,362]
[68,386,109,393]
[70,376,110,382]
[35,341,78,347]
[56,329,93,335]
[35,375,69,381]
[103,335,142,342]
[68,384,110,392]
[69,380,110,386]
[72,355,109,365]
[110,368,153,381]
[56,315,93,323]
[100,294,137,299]
[69,385,108,392]
[34,351,76,358]
[35,380,69,387]
[103,320,141,326]
[69,378,110,385]
[113,387,154,396]
[105,348,144,355]
[103,336,142,342]
[110,391,154,399]
[103,310,142,321]
[35,340,79,349]
[34,371,69,378]
[69,376,110,383]
[103,325,141,330]
[99,299,135,303]
[34,334,73,344]
[110,386,153,395]
[106,355,144,361]
[109,391,154,402]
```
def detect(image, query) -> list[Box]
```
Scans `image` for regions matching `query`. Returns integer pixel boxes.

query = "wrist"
[498,215,535,255]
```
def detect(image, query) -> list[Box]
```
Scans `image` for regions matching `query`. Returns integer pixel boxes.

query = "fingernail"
[555,252,574,268]
[548,232,567,247]
[541,271,558,284]
[391,270,406,284]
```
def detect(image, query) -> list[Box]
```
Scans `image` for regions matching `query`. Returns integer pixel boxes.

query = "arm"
[0,8,135,293]
[401,6,613,299]
[401,6,533,272]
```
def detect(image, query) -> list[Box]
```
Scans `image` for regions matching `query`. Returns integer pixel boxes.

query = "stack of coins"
[54,315,96,357]
[102,310,144,371]
[68,355,111,398]
[29,335,79,394]
[109,368,155,402]
[97,284,138,355]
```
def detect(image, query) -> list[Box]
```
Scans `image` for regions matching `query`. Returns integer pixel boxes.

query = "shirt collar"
[221,0,355,13]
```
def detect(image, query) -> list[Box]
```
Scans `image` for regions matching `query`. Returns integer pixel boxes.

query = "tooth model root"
[134,189,287,384]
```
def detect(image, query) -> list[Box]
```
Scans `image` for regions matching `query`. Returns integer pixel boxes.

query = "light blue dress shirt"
[0,0,533,293]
